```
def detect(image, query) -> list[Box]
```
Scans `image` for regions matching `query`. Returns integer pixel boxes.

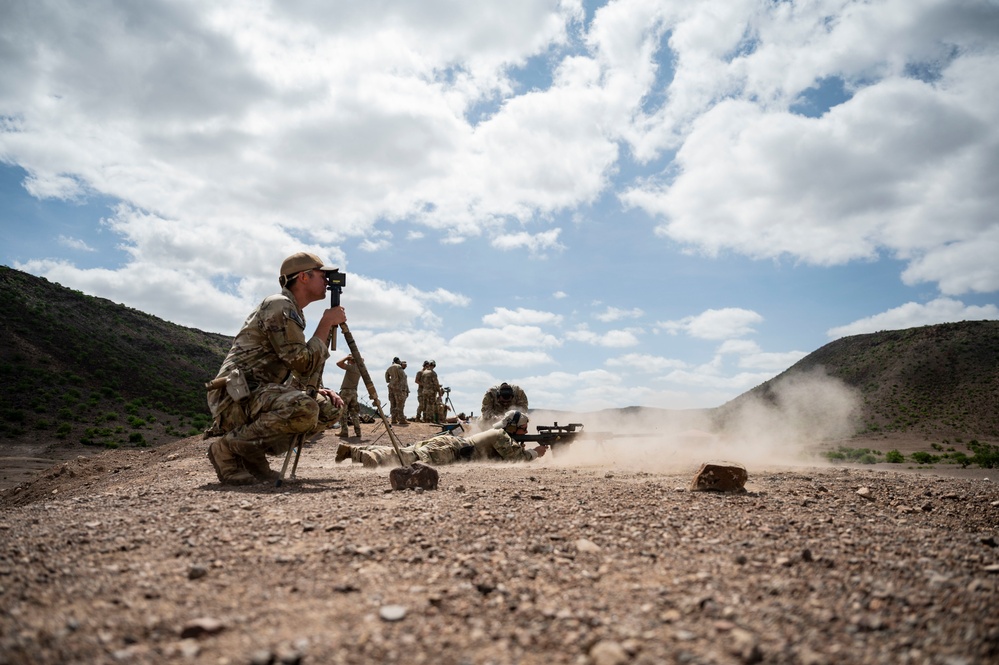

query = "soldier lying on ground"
[336,410,545,468]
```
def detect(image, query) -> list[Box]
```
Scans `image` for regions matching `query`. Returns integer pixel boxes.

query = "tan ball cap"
[280,252,337,278]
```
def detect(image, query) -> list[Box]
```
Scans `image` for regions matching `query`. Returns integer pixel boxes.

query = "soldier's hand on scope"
[533,445,548,458]
[318,306,346,338]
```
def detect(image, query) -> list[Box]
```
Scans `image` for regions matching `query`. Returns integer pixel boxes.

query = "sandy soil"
[1,423,997,664]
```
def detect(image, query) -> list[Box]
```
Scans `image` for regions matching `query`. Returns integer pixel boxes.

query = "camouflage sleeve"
[260,296,329,379]
[491,430,536,462]
[467,429,535,462]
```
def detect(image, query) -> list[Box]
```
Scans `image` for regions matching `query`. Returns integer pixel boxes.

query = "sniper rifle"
[512,422,585,455]
[512,422,662,455]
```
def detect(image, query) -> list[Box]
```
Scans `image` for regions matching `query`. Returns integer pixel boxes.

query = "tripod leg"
[276,433,305,487]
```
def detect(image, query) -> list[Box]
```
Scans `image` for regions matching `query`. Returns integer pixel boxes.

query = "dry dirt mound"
[1,423,997,664]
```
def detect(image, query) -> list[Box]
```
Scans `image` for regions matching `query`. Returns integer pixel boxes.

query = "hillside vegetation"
[0,266,231,448]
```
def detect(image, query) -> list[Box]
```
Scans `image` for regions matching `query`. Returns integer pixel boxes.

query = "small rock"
[380,605,407,621]
[187,565,208,580]
[856,487,873,500]
[729,627,763,664]
[589,639,628,665]
[690,462,747,492]
[575,538,601,553]
[179,617,225,639]
[389,462,438,491]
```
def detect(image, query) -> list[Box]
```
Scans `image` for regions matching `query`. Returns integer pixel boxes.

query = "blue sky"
[2,0,998,417]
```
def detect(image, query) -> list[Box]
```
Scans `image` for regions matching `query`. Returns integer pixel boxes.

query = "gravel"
[1,423,997,665]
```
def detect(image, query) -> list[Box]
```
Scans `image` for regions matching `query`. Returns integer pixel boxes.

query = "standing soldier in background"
[336,354,363,438]
[413,360,429,422]
[385,357,409,425]
[419,360,441,423]
[206,252,346,485]
[479,382,529,426]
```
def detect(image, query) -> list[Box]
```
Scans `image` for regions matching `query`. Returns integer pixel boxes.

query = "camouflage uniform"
[419,366,441,423]
[341,428,539,468]
[479,383,529,425]
[385,361,409,424]
[413,365,427,421]
[337,358,362,437]
[206,287,331,484]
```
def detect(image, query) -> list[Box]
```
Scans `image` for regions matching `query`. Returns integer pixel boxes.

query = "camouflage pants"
[348,434,468,467]
[388,387,408,424]
[339,388,361,434]
[212,383,321,456]
[418,391,439,423]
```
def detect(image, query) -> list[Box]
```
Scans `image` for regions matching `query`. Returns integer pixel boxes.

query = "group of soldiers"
[204,251,537,486]
[380,357,447,426]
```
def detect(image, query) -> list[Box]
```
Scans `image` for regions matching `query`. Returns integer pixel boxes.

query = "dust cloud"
[530,368,861,474]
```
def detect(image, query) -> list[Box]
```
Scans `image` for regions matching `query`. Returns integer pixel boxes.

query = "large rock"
[389,462,439,491]
[689,461,747,492]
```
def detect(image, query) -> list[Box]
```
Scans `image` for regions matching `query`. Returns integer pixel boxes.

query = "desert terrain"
[1,422,997,665]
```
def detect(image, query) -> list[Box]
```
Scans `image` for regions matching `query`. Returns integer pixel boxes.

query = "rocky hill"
[716,320,999,442]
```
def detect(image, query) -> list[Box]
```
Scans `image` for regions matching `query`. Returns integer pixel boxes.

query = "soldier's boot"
[228,439,279,482]
[335,443,353,463]
[358,450,379,469]
[207,437,256,486]
[338,427,350,438]
[353,426,362,438]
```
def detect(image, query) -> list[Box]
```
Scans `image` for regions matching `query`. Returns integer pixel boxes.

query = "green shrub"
[885,449,905,463]
[969,441,999,469]
[949,452,972,468]
[910,451,939,464]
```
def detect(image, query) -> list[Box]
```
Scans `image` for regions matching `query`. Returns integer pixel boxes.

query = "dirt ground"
[1,422,997,665]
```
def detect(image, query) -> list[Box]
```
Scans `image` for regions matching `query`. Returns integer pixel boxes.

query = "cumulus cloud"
[566,326,641,348]
[656,308,763,340]
[57,235,94,252]
[621,0,999,296]
[827,297,999,339]
[482,307,564,327]
[595,306,644,322]
[490,228,565,255]
[605,353,688,372]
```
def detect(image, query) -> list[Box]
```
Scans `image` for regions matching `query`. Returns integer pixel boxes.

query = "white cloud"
[595,306,644,322]
[57,235,95,252]
[450,324,562,350]
[827,297,999,339]
[482,307,564,327]
[565,327,640,348]
[605,353,688,372]
[621,0,999,297]
[656,308,763,340]
[490,228,565,255]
